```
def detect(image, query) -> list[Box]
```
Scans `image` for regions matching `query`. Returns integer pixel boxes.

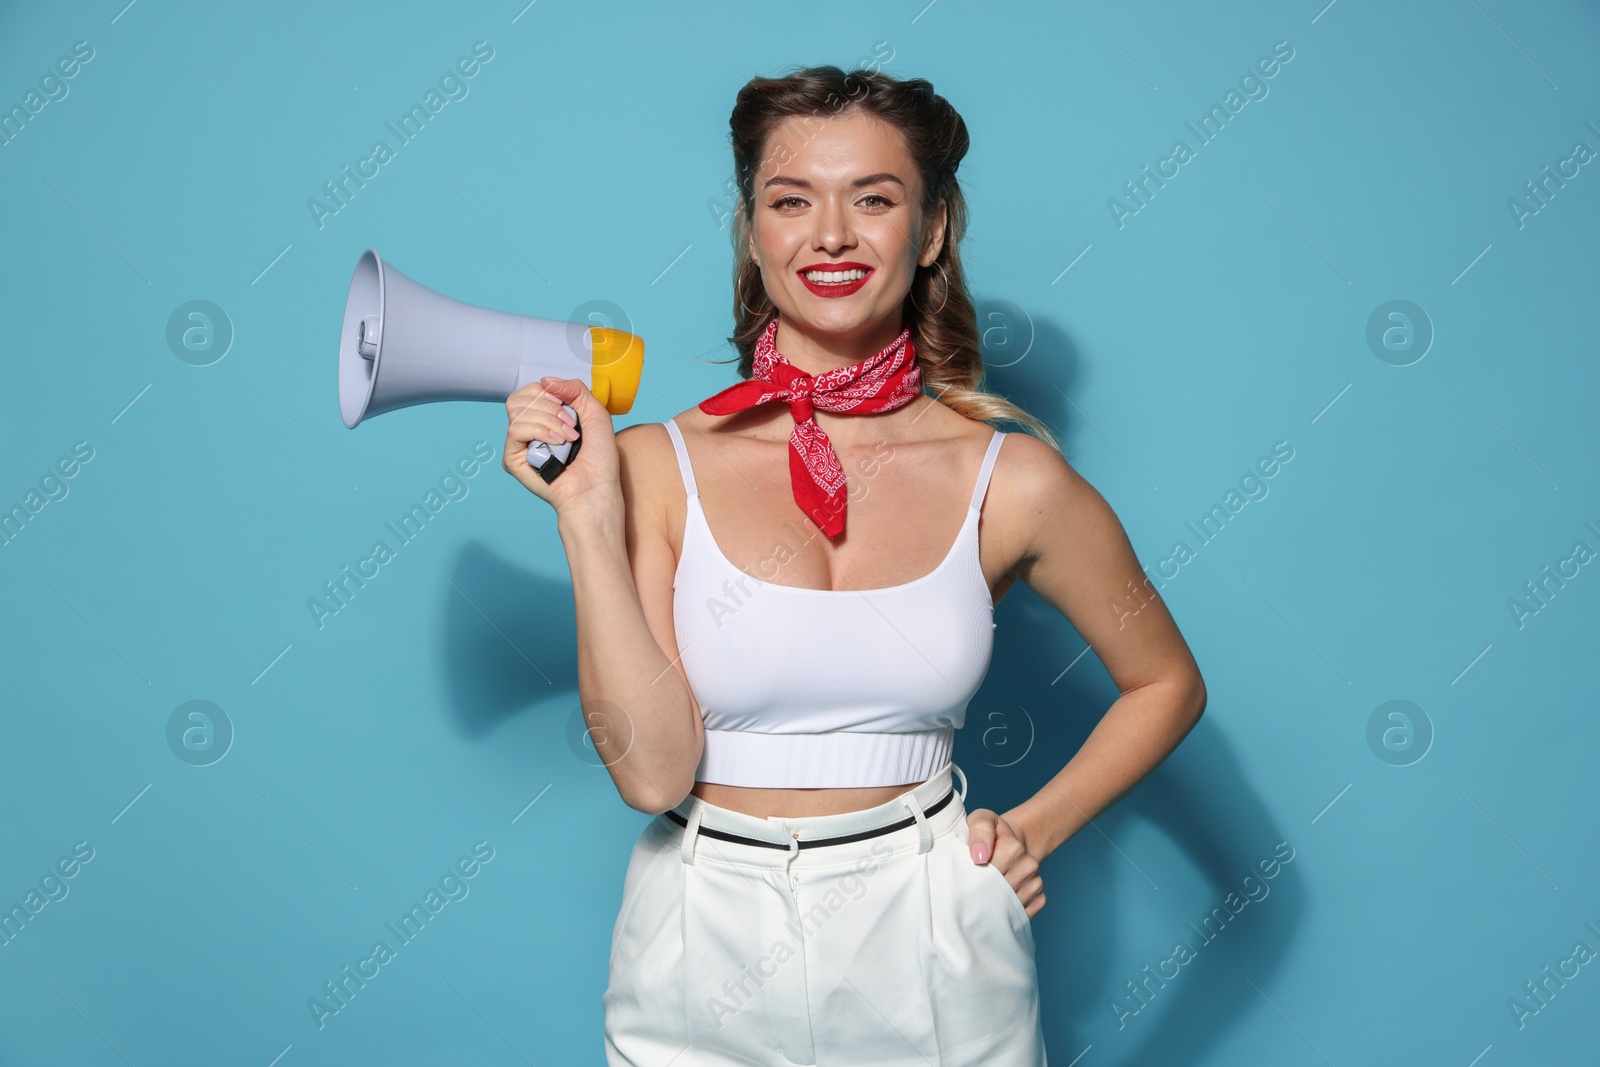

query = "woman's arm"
[504,379,703,814]
[988,433,1208,863]
[563,423,705,814]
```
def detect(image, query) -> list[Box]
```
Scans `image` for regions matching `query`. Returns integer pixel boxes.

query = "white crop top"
[662,418,1004,788]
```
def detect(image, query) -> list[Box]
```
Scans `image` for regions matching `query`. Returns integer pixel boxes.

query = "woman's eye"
[771,194,894,210]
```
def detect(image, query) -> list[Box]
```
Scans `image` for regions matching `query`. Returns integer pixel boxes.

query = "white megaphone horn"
[337,248,644,482]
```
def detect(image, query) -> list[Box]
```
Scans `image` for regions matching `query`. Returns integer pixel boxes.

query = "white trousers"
[603,761,1047,1066]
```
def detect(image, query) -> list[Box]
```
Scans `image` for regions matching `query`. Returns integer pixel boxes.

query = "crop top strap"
[968,430,1006,512]
[661,418,700,498]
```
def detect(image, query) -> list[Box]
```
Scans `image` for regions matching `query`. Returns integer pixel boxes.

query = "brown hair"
[724,63,1060,450]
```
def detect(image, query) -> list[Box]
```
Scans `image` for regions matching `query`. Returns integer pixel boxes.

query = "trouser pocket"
[917,811,1046,1063]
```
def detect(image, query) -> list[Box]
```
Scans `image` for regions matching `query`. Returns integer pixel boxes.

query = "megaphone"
[337,248,644,482]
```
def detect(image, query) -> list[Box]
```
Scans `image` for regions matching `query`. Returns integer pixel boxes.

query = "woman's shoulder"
[615,405,716,438]
[613,407,708,455]
[992,424,1072,478]
[610,419,695,542]
[983,421,1107,560]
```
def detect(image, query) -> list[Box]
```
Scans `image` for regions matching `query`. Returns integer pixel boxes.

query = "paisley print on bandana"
[698,314,923,539]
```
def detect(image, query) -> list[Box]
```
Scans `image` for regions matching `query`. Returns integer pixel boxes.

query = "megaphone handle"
[526,403,581,484]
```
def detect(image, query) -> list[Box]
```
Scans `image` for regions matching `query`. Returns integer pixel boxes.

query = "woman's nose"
[812,197,855,251]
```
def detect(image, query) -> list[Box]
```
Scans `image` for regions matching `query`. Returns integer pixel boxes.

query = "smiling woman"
[500,62,1207,1067]
[725,82,1058,445]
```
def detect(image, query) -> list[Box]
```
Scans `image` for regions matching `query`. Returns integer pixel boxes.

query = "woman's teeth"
[804,269,868,283]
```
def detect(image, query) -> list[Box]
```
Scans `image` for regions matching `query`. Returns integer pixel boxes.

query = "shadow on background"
[441,539,578,738]
[960,310,1306,1065]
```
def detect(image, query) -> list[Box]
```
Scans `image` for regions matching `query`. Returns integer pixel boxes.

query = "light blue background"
[2,1,1598,1063]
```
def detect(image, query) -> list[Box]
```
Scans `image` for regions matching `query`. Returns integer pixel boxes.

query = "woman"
[503,65,1206,1066]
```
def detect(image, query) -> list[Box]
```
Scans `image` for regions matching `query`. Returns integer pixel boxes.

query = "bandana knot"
[777,369,817,422]
[697,313,922,539]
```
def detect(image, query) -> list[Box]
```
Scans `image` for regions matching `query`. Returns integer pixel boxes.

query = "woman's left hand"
[966,809,1046,919]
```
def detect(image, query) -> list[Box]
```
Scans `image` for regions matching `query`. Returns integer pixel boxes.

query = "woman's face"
[746,109,946,348]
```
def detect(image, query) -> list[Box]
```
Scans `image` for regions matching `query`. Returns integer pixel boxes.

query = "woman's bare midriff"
[691,781,924,819]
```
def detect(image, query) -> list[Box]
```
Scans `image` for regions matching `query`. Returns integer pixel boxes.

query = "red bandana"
[698,314,922,539]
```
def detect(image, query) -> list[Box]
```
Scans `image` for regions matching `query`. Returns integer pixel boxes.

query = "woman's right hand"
[502,376,622,518]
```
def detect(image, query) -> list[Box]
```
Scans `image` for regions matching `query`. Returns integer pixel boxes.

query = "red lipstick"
[797,261,873,298]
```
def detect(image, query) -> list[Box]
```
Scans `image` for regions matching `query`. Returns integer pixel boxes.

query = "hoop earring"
[910,260,950,317]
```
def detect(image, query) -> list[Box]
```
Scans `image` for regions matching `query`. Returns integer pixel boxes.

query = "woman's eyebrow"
[761,172,907,190]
